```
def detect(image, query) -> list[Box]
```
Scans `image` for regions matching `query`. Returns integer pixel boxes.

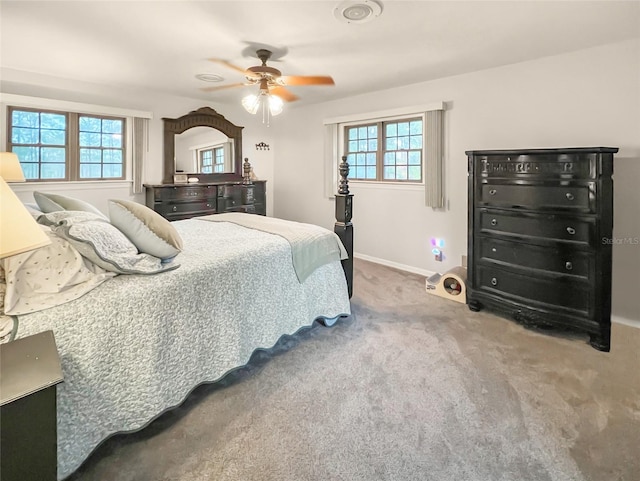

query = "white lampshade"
[0,177,51,259]
[242,92,284,117]
[241,94,260,115]
[0,152,25,182]
[268,95,283,116]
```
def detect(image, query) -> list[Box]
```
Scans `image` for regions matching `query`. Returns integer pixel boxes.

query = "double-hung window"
[344,117,423,182]
[198,146,225,174]
[7,106,126,181]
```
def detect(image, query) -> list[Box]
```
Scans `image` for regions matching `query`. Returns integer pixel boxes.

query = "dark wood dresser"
[466,147,617,351]
[145,180,266,221]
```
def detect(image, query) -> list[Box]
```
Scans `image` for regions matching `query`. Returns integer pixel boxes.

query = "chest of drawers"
[466,147,617,351]
[145,181,266,221]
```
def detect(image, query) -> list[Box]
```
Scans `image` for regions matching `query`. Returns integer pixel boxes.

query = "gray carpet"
[68,259,640,481]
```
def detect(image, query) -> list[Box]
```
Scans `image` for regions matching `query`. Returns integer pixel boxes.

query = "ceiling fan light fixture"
[334,0,382,24]
[242,92,284,125]
[268,95,284,116]
[242,93,261,115]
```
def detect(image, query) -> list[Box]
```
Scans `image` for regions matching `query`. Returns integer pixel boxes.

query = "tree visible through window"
[344,117,423,182]
[7,106,125,181]
[79,116,124,179]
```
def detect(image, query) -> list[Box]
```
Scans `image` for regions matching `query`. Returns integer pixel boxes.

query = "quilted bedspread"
[16,219,351,479]
[199,212,349,282]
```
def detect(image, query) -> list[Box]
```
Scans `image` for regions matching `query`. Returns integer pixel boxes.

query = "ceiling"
[1,1,639,108]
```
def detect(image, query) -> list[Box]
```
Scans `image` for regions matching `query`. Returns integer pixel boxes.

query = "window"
[198,146,225,174]
[344,117,423,182]
[7,106,126,181]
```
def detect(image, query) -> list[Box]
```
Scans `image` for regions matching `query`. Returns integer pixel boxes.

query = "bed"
[4,204,353,479]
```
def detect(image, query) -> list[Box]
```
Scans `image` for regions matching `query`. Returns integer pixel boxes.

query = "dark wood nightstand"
[1,330,64,481]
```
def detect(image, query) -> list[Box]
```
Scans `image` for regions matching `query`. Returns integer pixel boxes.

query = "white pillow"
[108,199,183,261]
[38,211,179,275]
[34,191,107,219]
[23,202,43,218]
[2,225,115,316]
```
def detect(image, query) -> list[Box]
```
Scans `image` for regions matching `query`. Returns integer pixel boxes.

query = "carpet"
[67,259,640,481]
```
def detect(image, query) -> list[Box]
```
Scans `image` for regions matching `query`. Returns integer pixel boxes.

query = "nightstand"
[1,330,64,481]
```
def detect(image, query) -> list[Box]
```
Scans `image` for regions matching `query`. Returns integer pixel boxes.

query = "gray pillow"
[38,211,179,275]
[34,191,108,219]
[108,199,183,261]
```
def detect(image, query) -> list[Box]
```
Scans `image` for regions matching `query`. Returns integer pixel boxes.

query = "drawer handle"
[491,219,498,226]
[172,206,177,212]
[491,247,497,253]
[489,189,497,196]
[206,203,211,208]
[566,227,576,235]
[565,261,573,271]
[566,193,575,201]
[491,277,498,286]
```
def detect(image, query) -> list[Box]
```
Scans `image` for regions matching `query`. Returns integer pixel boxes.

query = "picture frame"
[173,174,188,184]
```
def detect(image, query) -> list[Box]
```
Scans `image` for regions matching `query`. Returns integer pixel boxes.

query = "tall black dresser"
[466,147,617,351]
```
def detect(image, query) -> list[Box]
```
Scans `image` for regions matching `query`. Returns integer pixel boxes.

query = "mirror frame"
[163,106,243,184]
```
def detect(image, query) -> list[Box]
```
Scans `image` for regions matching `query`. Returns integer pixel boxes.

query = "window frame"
[197,145,225,174]
[341,113,426,184]
[6,105,127,182]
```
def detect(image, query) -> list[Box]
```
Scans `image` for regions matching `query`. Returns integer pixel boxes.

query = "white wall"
[1,40,637,323]
[0,69,277,217]
[272,39,640,324]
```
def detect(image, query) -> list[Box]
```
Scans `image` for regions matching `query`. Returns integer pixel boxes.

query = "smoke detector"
[334,0,383,24]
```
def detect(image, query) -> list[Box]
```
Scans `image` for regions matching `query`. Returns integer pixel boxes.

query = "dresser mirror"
[163,106,243,184]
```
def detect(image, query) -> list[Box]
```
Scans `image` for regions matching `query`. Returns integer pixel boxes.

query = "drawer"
[156,200,216,217]
[478,237,590,278]
[480,184,593,212]
[153,185,217,201]
[475,265,589,312]
[224,204,257,214]
[478,154,595,179]
[478,209,594,245]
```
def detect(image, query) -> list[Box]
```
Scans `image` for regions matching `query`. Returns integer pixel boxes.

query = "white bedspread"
[16,219,351,480]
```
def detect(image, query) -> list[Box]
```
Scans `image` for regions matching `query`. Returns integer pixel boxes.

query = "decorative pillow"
[38,211,179,275]
[34,191,107,219]
[23,202,43,218]
[1,224,115,316]
[108,199,183,261]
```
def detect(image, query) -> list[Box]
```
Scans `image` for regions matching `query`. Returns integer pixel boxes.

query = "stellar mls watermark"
[602,237,640,245]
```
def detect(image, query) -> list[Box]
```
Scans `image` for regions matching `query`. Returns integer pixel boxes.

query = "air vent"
[195,73,224,83]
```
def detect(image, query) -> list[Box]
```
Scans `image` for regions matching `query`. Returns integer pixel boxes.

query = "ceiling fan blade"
[207,58,259,77]
[280,75,335,86]
[270,86,300,102]
[200,82,247,92]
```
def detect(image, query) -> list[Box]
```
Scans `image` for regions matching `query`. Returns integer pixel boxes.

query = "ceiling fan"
[201,48,335,104]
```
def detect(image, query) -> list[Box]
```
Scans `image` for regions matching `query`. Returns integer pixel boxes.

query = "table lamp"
[0,152,51,342]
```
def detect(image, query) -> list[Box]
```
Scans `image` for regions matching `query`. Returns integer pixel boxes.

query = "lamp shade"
[241,94,260,115]
[0,177,51,258]
[0,152,26,182]
[268,95,284,116]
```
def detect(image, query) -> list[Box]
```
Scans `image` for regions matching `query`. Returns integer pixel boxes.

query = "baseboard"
[612,315,640,329]
[354,253,640,330]
[354,252,435,278]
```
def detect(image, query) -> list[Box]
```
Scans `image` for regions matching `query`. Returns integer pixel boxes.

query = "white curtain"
[425,109,444,208]
[132,117,148,194]
[323,123,339,198]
